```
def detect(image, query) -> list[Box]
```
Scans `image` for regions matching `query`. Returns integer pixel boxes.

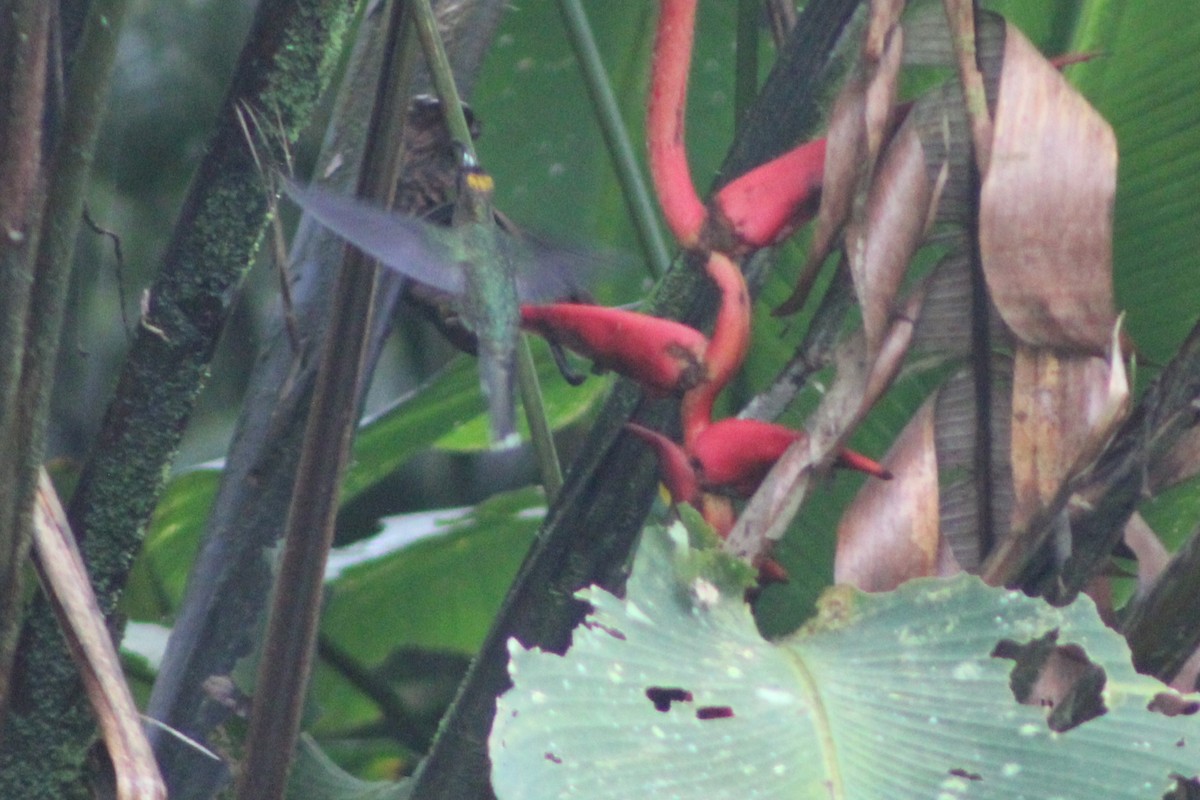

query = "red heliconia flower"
[688,419,800,497]
[624,424,736,541]
[690,418,892,498]
[625,423,699,504]
[710,137,826,252]
[521,304,708,396]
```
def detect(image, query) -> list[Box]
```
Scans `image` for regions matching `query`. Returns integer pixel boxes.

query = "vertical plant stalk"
[0,0,50,724]
[0,0,356,795]
[557,0,672,278]
[146,2,508,796]
[0,0,133,783]
[516,336,564,499]
[236,2,417,798]
[412,0,475,151]
[937,1,999,563]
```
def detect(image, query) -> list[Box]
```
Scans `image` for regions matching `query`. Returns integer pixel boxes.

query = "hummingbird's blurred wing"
[502,231,633,305]
[283,180,466,296]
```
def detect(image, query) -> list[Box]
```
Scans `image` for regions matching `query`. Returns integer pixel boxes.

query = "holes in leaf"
[583,620,627,641]
[1149,693,1200,718]
[991,629,1107,732]
[646,686,693,712]
[696,706,734,720]
[949,768,982,781]
[645,687,734,718]
[1165,774,1200,800]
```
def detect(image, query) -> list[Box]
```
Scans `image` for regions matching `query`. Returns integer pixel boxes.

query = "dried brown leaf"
[1009,344,1128,534]
[846,112,936,358]
[772,75,866,317]
[835,394,956,591]
[978,23,1117,351]
[775,3,905,317]
[862,278,925,408]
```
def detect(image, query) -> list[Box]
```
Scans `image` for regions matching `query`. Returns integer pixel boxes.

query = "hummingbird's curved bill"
[284,153,606,445]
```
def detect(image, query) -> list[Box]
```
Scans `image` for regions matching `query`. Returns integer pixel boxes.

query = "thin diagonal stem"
[557,0,672,278]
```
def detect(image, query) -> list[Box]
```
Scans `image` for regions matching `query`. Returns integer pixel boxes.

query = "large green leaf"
[311,488,544,739]
[125,357,541,620]
[492,521,1200,799]
[1068,1,1200,364]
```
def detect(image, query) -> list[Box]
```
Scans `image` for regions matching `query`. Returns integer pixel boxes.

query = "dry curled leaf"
[1009,343,1129,535]
[979,23,1118,351]
[835,395,953,591]
[845,111,937,359]
[774,2,905,317]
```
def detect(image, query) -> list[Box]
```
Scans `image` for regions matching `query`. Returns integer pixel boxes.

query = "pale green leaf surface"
[493,522,1200,799]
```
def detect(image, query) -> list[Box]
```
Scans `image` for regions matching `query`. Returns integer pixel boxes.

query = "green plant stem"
[411,0,564,492]
[734,0,760,126]
[411,0,477,154]
[516,335,563,500]
[557,0,671,279]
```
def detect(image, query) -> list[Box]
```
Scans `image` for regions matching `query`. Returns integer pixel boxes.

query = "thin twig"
[82,207,132,342]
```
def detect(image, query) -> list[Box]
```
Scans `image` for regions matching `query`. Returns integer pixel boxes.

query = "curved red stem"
[680,252,751,446]
[648,0,707,249]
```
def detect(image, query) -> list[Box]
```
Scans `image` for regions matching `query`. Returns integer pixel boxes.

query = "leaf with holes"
[491,522,1200,799]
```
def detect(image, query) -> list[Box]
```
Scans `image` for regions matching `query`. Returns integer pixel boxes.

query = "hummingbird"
[285,148,596,444]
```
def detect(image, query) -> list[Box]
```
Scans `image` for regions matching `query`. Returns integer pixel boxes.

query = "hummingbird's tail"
[479,348,518,448]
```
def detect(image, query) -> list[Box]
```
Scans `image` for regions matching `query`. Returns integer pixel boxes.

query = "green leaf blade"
[493,525,1200,800]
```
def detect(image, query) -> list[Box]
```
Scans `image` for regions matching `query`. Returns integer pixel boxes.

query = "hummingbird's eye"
[455,143,482,172]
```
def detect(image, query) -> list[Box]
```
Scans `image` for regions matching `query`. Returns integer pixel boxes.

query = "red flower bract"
[625,423,699,504]
[520,304,708,396]
[711,138,826,252]
[691,419,892,498]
